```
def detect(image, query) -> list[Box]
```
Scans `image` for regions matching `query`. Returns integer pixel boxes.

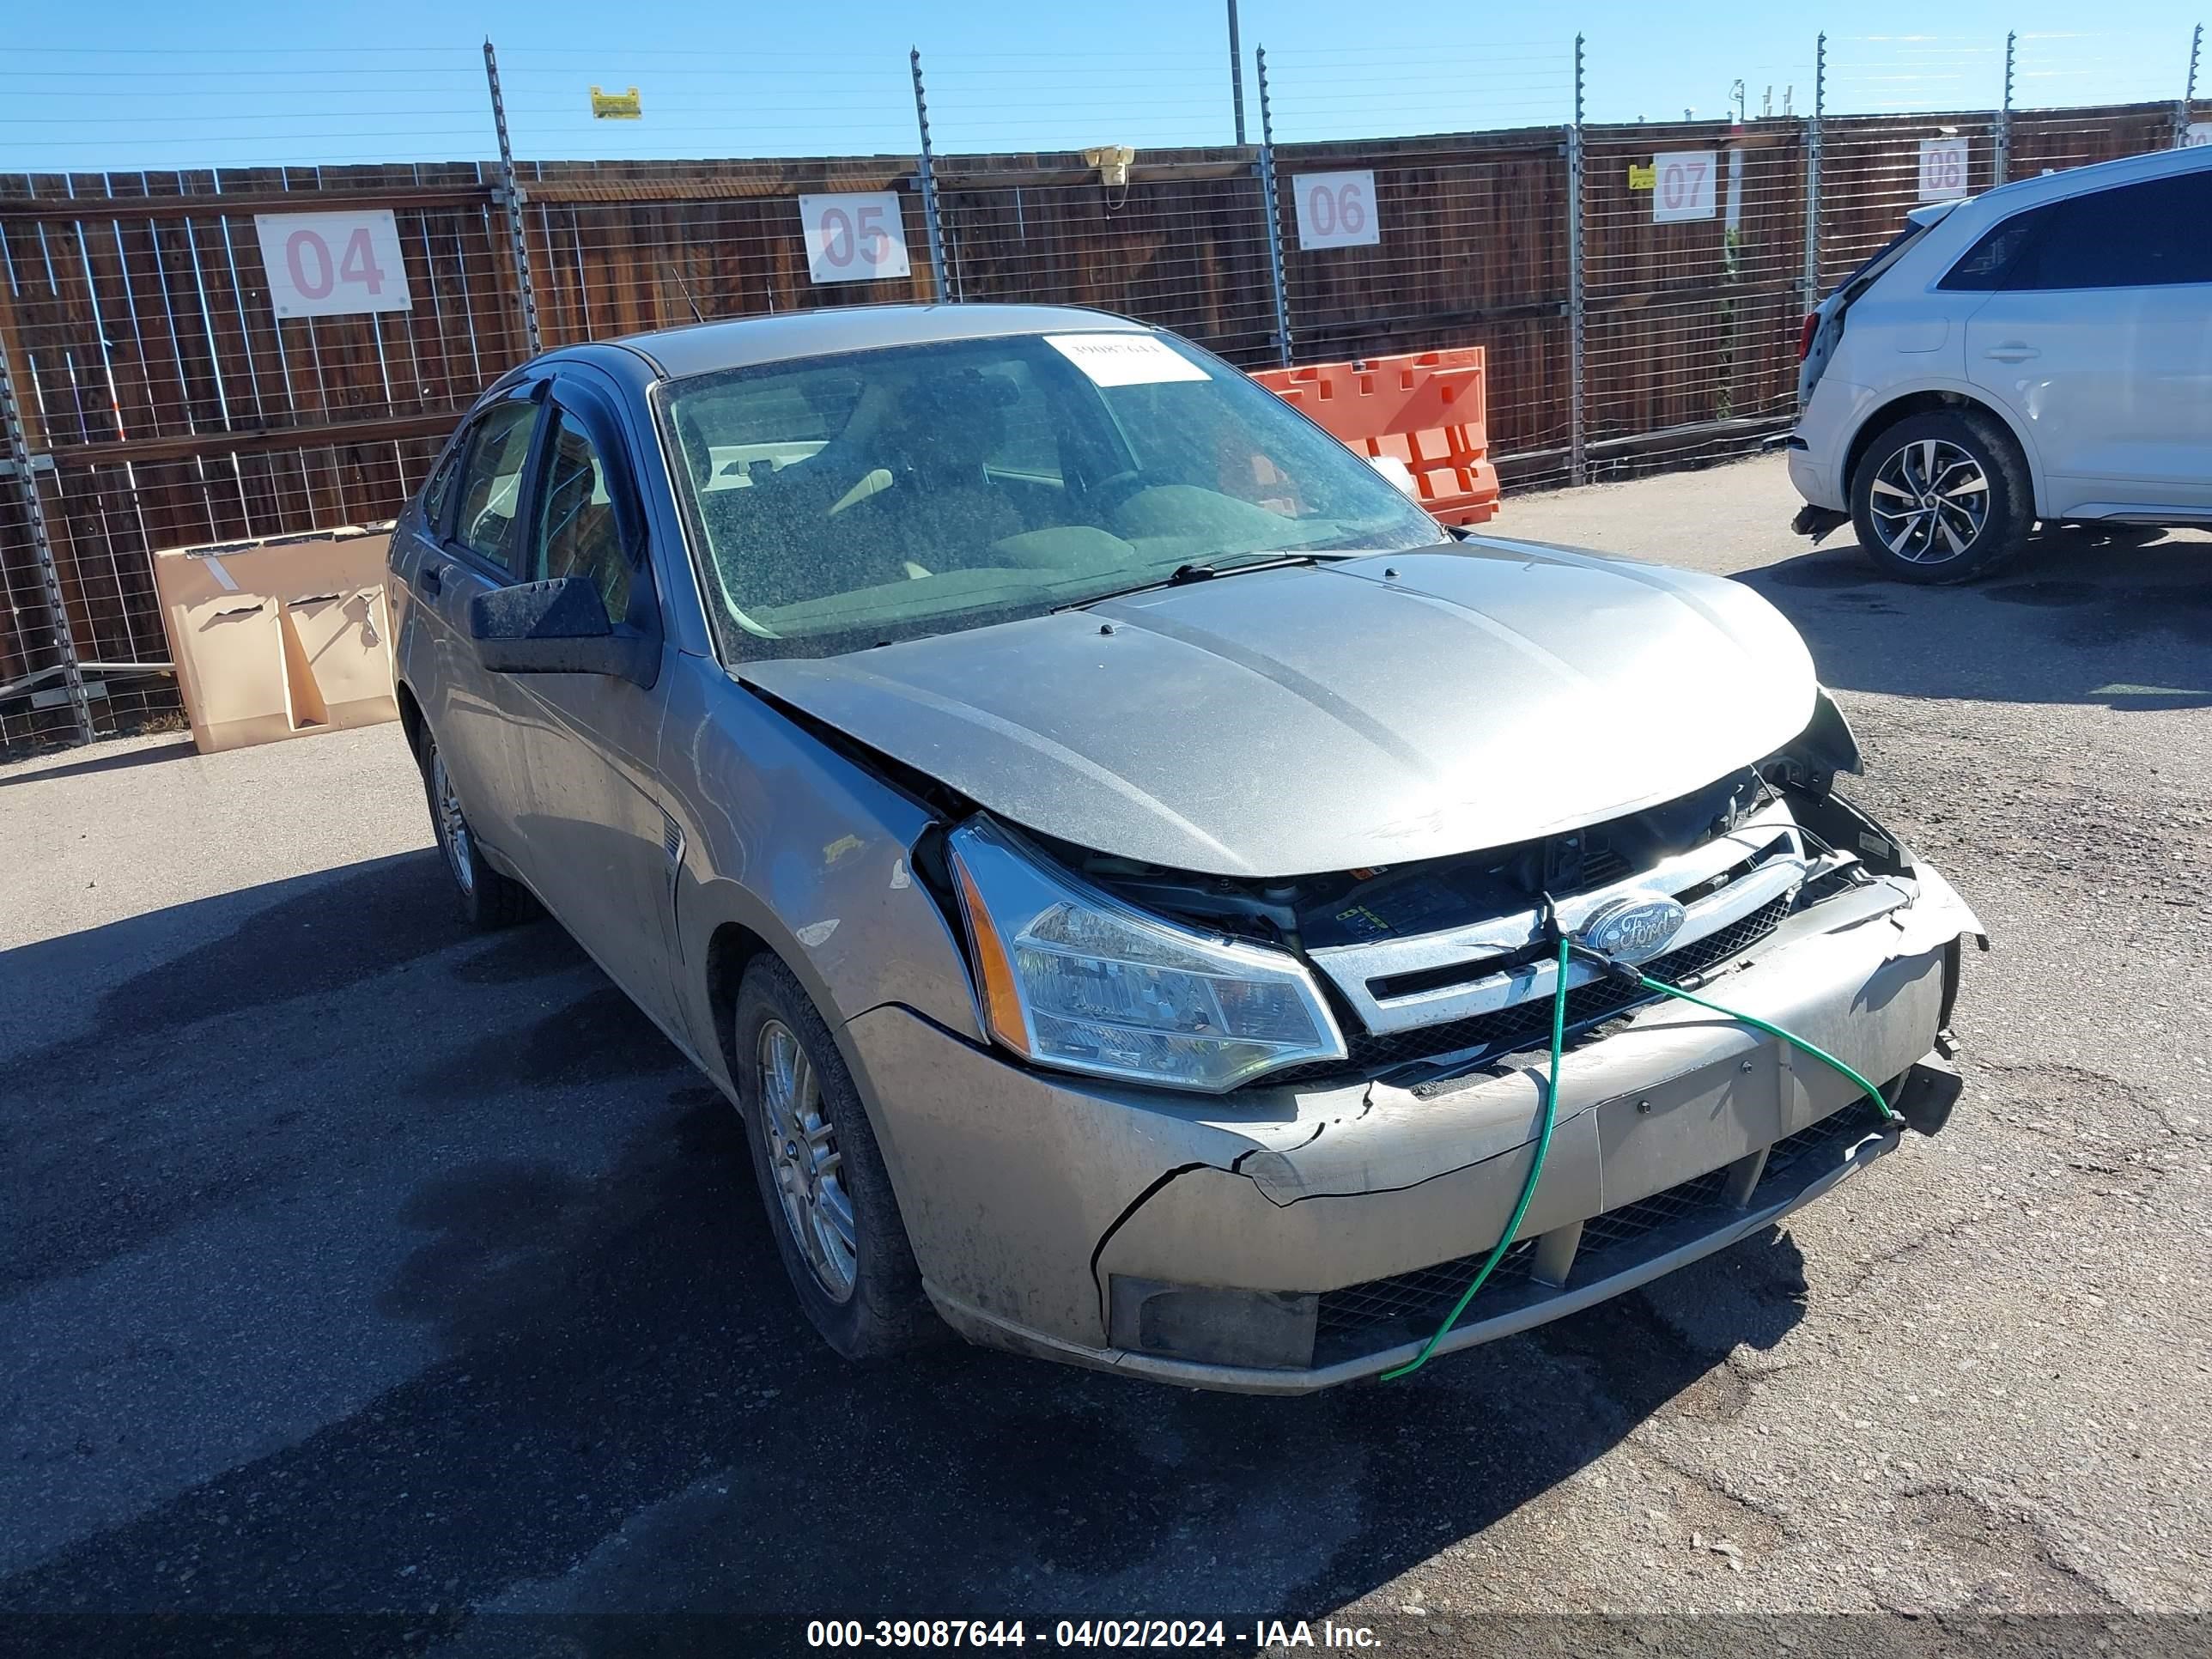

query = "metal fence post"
[1226,0,1247,145]
[1802,33,1825,326]
[483,39,542,357]
[1255,46,1292,368]
[0,355,92,744]
[2179,22,2203,147]
[1567,34,1587,487]
[910,48,953,303]
[1996,32,2015,185]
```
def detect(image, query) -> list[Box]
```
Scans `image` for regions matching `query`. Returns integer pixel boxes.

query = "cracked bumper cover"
[842,856,1983,1394]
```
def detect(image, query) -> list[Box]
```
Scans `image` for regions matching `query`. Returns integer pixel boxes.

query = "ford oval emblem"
[1578,892,1687,963]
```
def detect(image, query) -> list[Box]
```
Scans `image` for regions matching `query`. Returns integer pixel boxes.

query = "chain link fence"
[2,27,2203,749]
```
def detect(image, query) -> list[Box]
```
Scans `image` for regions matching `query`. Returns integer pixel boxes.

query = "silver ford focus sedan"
[387,304,1983,1392]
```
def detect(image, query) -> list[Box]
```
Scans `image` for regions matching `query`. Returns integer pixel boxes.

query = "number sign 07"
[1650,153,1717,223]
[1291,171,1381,249]
[252,211,413,319]
[798,193,913,284]
[1918,137,1970,201]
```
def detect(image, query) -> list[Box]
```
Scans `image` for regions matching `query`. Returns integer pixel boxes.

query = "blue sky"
[2,1,2201,173]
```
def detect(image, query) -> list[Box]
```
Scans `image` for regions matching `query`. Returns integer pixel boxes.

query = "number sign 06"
[1650,153,1717,223]
[798,193,913,284]
[1291,171,1381,249]
[252,211,413,319]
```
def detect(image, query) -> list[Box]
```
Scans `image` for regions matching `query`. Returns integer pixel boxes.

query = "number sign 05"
[1918,137,1971,201]
[252,211,413,319]
[798,193,913,284]
[1650,153,1717,223]
[1291,171,1380,249]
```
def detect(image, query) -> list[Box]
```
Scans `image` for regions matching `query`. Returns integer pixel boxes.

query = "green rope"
[1382,936,1900,1382]
[1627,972,1900,1127]
[1380,936,1571,1381]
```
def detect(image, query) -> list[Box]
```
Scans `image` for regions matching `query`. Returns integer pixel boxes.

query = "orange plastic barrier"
[1253,348,1500,526]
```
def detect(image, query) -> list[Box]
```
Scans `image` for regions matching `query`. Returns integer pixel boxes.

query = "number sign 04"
[1291,171,1380,249]
[1650,153,1717,223]
[1918,137,1971,201]
[798,193,913,284]
[252,211,413,319]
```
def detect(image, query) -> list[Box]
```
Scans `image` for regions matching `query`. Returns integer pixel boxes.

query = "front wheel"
[1850,410,2033,585]
[733,956,939,1361]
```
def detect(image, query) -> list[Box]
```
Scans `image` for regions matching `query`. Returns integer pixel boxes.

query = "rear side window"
[450,401,540,569]
[1938,207,2052,290]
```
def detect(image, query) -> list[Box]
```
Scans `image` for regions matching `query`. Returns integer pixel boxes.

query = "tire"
[733,955,938,1360]
[1850,410,2033,585]
[420,731,532,930]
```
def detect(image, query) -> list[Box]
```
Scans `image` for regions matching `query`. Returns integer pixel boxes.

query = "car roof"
[600,302,1149,381]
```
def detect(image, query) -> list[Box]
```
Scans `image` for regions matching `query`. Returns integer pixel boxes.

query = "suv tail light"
[1797,312,1821,361]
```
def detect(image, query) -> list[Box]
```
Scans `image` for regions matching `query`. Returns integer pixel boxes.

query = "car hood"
[739,538,1820,878]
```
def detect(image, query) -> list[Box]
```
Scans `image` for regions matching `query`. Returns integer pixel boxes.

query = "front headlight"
[947,817,1346,1093]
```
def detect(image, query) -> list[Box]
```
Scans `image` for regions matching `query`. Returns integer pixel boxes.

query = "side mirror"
[468,576,657,684]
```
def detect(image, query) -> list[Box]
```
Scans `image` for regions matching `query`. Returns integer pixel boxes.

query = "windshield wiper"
[1054,550,1353,611]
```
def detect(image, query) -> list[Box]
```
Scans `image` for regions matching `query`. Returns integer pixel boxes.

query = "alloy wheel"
[757,1018,858,1303]
[431,750,475,896]
[1868,438,1991,564]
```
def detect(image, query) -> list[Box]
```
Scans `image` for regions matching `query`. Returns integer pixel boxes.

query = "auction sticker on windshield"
[1045,334,1212,386]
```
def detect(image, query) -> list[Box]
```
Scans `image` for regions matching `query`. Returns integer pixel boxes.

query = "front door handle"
[1984,343,2040,362]
[418,562,447,597]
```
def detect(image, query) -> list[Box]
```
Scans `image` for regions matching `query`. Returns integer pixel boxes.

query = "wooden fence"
[0,98,2191,746]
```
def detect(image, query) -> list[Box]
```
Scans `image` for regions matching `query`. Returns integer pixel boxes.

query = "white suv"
[1787,144,2212,583]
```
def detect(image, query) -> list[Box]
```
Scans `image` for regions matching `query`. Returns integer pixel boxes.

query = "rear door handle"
[1984,343,2039,362]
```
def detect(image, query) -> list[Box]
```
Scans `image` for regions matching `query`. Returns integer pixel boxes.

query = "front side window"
[419,438,465,532]
[661,331,1445,660]
[529,410,634,626]
[450,399,540,569]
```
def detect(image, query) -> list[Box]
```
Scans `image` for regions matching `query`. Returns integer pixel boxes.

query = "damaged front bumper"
[846,854,1983,1395]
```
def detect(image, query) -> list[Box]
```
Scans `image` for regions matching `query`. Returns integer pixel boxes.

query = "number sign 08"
[1291,171,1381,249]
[798,193,914,284]
[252,211,413,319]
[1918,137,1970,201]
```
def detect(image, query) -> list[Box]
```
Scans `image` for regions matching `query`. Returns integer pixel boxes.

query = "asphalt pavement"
[3,454,2209,1654]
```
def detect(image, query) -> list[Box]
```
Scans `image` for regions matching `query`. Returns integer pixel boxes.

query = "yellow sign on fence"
[590,85,642,120]
[1627,163,1656,191]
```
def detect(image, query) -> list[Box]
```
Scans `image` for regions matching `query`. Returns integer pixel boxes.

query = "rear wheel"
[733,956,938,1360]
[1850,410,2033,585]
[421,732,531,930]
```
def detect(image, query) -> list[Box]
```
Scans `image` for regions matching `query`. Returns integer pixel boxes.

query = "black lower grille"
[1311,1097,1891,1361]
[1333,894,1794,1081]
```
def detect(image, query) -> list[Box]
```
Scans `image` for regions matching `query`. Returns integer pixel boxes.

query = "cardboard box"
[149,526,399,754]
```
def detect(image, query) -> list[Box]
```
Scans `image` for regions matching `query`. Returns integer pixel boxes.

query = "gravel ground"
[3,453,2208,1653]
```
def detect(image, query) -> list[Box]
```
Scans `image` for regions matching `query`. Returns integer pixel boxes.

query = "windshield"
[659,329,1447,659]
